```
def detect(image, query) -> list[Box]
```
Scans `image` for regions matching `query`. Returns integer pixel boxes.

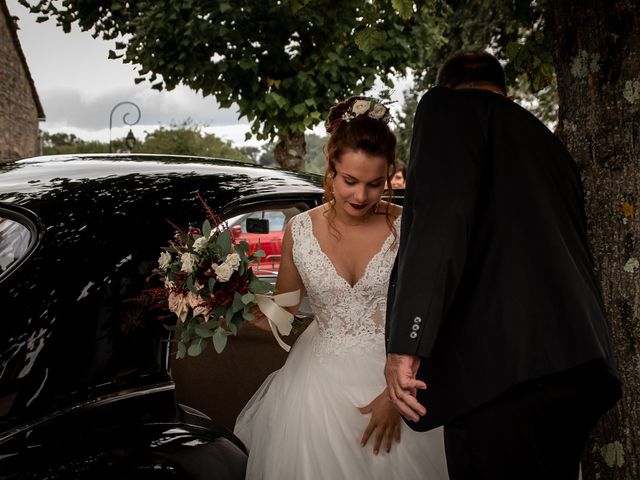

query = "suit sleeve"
[387,88,485,358]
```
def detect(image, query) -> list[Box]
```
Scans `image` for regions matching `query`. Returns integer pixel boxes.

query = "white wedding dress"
[234,210,448,479]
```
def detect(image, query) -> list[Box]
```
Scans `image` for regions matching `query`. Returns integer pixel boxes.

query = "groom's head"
[436,50,507,95]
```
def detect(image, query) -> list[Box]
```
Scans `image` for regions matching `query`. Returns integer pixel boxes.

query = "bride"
[234,97,448,479]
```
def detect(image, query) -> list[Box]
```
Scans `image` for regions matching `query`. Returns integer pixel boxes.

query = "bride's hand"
[358,388,401,455]
[247,304,271,332]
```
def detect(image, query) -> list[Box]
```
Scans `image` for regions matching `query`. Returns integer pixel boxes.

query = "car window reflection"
[0,217,31,277]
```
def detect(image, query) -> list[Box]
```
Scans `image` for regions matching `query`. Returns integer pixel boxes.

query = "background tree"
[23,0,448,171]
[42,132,109,154]
[135,121,248,160]
[41,124,248,159]
[545,1,639,478]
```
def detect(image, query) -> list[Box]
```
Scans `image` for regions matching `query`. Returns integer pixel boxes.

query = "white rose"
[158,251,172,270]
[368,103,388,120]
[225,252,241,270]
[214,263,234,282]
[192,236,208,252]
[351,99,371,115]
[164,278,175,289]
[180,252,198,273]
[168,292,189,323]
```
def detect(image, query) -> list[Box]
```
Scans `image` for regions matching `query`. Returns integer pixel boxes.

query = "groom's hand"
[384,353,427,422]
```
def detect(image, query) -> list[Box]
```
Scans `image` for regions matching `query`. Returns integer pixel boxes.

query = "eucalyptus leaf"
[195,324,215,337]
[217,230,232,255]
[212,328,228,353]
[177,341,187,359]
[202,219,212,238]
[188,339,205,356]
[241,292,255,304]
[232,292,245,313]
[249,277,274,294]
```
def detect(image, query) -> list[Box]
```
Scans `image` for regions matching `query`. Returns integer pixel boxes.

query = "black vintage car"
[0,154,324,479]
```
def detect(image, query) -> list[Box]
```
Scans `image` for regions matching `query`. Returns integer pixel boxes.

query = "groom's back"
[417,87,619,430]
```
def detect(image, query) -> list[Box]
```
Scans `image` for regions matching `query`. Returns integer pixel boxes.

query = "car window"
[226,207,300,277]
[0,207,39,281]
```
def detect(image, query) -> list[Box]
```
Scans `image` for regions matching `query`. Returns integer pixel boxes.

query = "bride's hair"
[323,96,398,241]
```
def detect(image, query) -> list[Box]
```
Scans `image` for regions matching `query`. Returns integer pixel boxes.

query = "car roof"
[0,154,322,198]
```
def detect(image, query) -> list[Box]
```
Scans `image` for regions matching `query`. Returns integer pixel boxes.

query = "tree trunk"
[546,1,640,478]
[274,133,306,171]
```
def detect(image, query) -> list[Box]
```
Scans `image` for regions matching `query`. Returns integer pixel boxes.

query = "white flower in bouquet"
[164,278,175,289]
[180,252,198,273]
[168,291,190,323]
[352,99,371,115]
[225,252,241,270]
[158,251,172,270]
[192,236,208,252]
[215,262,234,282]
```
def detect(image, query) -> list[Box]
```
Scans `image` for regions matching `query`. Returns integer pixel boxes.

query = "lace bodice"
[291,210,400,355]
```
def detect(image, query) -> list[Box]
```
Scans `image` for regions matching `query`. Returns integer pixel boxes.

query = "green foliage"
[41,123,249,159]
[135,121,248,160]
[22,0,448,143]
[394,0,558,164]
[42,132,110,154]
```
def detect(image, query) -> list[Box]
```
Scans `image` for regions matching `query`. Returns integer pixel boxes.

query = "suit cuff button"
[409,332,418,339]
[413,316,422,324]
[411,324,420,331]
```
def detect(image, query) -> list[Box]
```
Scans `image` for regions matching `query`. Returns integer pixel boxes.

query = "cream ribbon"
[255,290,300,352]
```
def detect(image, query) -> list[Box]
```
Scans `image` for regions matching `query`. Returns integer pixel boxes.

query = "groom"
[384,51,621,479]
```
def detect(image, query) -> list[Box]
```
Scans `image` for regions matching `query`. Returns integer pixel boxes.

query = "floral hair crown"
[325,98,392,133]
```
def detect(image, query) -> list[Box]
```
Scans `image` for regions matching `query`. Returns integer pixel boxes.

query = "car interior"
[169,202,315,431]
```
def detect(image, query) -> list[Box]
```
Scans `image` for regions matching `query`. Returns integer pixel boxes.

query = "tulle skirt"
[234,321,449,479]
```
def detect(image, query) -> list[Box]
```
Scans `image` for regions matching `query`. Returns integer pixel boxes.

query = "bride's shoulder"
[379,200,402,221]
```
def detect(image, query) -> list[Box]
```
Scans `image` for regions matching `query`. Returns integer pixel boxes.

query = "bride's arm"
[249,219,306,331]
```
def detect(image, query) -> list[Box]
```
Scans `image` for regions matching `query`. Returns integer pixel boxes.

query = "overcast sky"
[7,0,410,148]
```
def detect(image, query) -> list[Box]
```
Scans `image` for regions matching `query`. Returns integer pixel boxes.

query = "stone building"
[0,0,45,162]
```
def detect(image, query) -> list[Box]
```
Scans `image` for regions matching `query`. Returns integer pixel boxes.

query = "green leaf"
[208,277,216,291]
[177,341,187,359]
[219,2,232,13]
[241,292,255,304]
[355,28,387,55]
[243,309,256,321]
[202,219,212,238]
[212,328,228,353]
[195,324,215,337]
[228,321,238,335]
[232,291,245,313]
[249,276,274,294]
[216,230,232,255]
[186,275,197,293]
[253,249,266,259]
[188,338,206,356]
[392,0,414,20]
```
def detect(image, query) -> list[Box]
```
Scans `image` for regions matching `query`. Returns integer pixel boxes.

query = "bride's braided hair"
[323,96,398,241]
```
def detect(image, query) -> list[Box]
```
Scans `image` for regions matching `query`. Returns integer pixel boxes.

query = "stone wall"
[0,4,42,162]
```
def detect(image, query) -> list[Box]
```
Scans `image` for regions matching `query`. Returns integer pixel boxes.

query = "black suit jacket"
[386,87,621,431]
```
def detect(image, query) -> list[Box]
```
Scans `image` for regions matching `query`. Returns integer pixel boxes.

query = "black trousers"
[443,367,608,480]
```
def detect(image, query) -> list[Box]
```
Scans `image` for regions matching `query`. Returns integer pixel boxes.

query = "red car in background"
[227,210,288,276]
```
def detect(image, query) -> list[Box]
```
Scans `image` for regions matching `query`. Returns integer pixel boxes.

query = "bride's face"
[332,149,388,220]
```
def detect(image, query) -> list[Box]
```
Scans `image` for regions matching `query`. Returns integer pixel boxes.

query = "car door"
[170,195,320,431]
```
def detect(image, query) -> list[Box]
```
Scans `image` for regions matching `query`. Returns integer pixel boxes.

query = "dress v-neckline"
[305,212,399,289]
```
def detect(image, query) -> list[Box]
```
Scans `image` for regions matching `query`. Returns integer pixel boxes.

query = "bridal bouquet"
[149,194,298,357]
